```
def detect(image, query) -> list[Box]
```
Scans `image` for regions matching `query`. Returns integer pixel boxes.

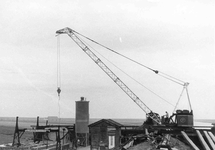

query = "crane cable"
[60,28,191,110]
[57,35,61,121]
[73,30,186,86]
[73,31,192,110]
[80,36,175,107]
[173,83,192,113]
[173,85,186,113]
[186,87,192,111]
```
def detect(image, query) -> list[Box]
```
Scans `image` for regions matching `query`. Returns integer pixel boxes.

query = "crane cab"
[163,109,193,127]
[175,109,193,127]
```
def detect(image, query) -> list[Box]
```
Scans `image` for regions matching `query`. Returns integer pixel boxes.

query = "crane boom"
[56,27,161,124]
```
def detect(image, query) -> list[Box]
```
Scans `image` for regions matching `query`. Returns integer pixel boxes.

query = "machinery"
[56,27,193,128]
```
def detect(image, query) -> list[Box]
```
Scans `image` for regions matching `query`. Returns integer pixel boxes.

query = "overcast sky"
[0,0,214,120]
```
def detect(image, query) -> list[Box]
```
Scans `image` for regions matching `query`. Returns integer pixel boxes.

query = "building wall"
[108,127,121,149]
[89,122,121,150]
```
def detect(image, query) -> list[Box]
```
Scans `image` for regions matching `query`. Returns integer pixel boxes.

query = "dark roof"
[88,119,123,127]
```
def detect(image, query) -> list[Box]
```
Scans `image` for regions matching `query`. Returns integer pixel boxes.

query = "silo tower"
[75,97,89,146]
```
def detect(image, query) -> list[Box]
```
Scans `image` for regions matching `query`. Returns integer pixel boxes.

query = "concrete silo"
[75,97,89,146]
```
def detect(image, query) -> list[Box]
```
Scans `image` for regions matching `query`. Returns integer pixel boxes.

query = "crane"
[56,27,194,127]
[56,27,161,124]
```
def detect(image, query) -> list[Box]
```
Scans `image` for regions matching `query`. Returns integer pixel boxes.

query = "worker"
[165,111,169,123]
[165,111,169,118]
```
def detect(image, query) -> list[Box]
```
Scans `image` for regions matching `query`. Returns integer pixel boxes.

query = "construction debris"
[127,134,193,150]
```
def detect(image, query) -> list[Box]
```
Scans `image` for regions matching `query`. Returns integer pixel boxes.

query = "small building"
[89,119,123,150]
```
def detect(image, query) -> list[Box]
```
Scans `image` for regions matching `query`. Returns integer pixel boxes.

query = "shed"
[88,119,123,150]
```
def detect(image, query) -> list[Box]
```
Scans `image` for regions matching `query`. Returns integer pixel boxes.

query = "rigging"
[73,30,187,86]
[79,35,175,107]
[55,27,193,126]
[71,30,191,110]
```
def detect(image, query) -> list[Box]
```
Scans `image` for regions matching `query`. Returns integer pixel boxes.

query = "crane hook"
[57,87,61,96]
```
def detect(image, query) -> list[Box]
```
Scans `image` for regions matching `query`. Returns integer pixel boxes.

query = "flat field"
[0,125,33,145]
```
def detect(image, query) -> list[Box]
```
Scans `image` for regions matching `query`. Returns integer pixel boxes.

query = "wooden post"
[12,116,26,147]
[12,117,20,146]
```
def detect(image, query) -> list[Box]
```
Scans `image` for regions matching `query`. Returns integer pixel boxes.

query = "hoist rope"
[57,36,61,122]
[73,30,186,86]
[58,96,61,123]
[57,28,192,113]
[80,36,175,107]
[57,36,61,88]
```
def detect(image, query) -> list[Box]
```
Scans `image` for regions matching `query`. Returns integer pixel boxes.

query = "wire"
[173,86,186,113]
[157,73,184,86]
[186,86,192,111]
[158,71,185,86]
[73,30,186,86]
[79,35,175,107]
[74,31,193,111]
[58,96,61,123]
[57,36,61,89]
[59,28,192,113]
[57,36,61,122]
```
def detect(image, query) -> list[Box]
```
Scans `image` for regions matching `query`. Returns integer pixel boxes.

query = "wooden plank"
[181,131,200,150]
[196,130,211,150]
[203,131,215,150]
[208,132,215,143]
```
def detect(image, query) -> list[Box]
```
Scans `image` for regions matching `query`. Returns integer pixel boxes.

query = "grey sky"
[0,0,214,119]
